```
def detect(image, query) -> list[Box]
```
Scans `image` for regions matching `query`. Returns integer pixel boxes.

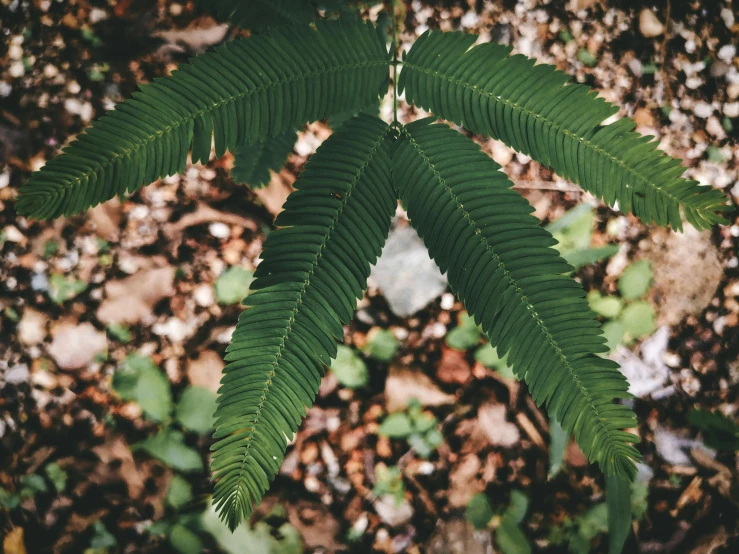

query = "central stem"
[391,0,398,124]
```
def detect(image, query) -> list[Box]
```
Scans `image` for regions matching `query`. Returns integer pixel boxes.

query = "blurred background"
[0,0,738,552]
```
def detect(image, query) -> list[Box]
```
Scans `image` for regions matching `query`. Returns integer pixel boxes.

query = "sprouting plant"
[18,1,730,539]
[378,398,443,457]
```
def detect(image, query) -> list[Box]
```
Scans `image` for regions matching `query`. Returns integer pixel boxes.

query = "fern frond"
[18,20,390,220]
[231,131,298,189]
[211,114,396,529]
[391,118,640,479]
[399,31,730,230]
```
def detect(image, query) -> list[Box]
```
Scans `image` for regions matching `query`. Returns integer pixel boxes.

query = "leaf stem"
[391,0,398,124]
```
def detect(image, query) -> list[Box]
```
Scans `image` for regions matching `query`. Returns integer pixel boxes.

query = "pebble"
[18,309,46,346]
[208,222,230,239]
[9,62,25,78]
[724,102,739,118]
[721,8,735,28]
[693,101,714,118]
[718,45,736,62]
[0,168,9,189]
[5,364,30,385]
[0,82,11,98]
[48,323,107,370]
[43,64,58,79]
[440,293,455,311]
[193,284,215,307]
[706,116,727,139]
[639,9,664,38]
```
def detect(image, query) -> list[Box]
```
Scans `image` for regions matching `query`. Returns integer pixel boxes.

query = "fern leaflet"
[391,119,640,479]
[211,114,396,529]
[399,31,729,230]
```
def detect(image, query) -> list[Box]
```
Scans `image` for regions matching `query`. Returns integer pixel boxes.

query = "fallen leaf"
[436,348,472,385]
[97,265,175,325]
[478,404,520,447]
[385,366,455,412]
[3,527,27,554]
[48,321,107,370]
[448,455,485,508]
[93,437,146,498]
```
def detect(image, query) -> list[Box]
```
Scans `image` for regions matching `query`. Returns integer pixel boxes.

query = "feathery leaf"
[399,31,730,230]
[391,118,640,479]
[231,131,298,189]
[18,20,390,220]
[211,114,396,529]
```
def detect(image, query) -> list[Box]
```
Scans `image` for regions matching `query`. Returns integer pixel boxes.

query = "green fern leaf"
[231,131,298,189]
[391,118,640,479]
[211,114,396,529]
[399,31,730,230]
[17,20,390,220]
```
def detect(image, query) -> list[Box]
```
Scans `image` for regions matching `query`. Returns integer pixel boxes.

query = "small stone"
[706,116,727,139]
[729,84,739,101]
[724,102,739,118]
[477,404,519,447]
[8,43,23,60]
[18,308,46,346]
[0,82,11,98]
[440,293,455,311]
[374,495,414,527]
[152,317,190,342]
[43,64,58,78]
[5,364,30,385]
[89,7,108,23]
[48,322,107,370]
[208,222,230,239]
[370,225,447,317]
[718,45,736,62]
[639,9,664,38]
[67,80,81,95]
[693,101,714,118]
[193,284,215,307]
[8,62,24,78]
[0,168,9,189]
[721,8,735,28]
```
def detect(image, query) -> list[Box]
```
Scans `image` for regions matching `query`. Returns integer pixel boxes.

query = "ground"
[1,1,738,553]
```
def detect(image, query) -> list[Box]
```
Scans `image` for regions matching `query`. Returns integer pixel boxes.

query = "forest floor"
[1,1,738,553]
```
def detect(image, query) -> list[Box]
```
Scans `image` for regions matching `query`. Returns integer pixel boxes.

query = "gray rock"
[5,364,30,385]
[370,225,447,317]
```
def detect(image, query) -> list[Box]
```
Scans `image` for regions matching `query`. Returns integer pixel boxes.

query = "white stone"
[9,62,24,78]
[724,102,739,118]
[693,101,714,118]
[208,222,230,239]
[48,322,107,370]
[193,284,215,307]
[639,9,664,38]
[718,45,736,62]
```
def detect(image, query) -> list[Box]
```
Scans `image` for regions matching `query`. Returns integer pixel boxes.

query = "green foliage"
[166,475,194,510]
[89,521,117,550]
[45,462,68,493]
[107,323,132,343]
[546,203,618,270]
[20,11,730,531]
[330,345,369,388]
[214,266,254,305]
[137,429,204,473]
[113,354,173,422]
[392,119,639,480]
[466,491,532,554]
[211,115,395,529]
[445,311,482,351]
[400,31,729,230]
[232,131,298,189]
[17,20,390,219]
[618,260,653,300]
[466,493,495,529]
[48,273,87,304]
[176,386,218,434]
[362,327,399,361]
[551,477,648,554]
[202,504,304,554]
[378,399,443,457]
[688,409,739,451]
[372,465,405,506]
